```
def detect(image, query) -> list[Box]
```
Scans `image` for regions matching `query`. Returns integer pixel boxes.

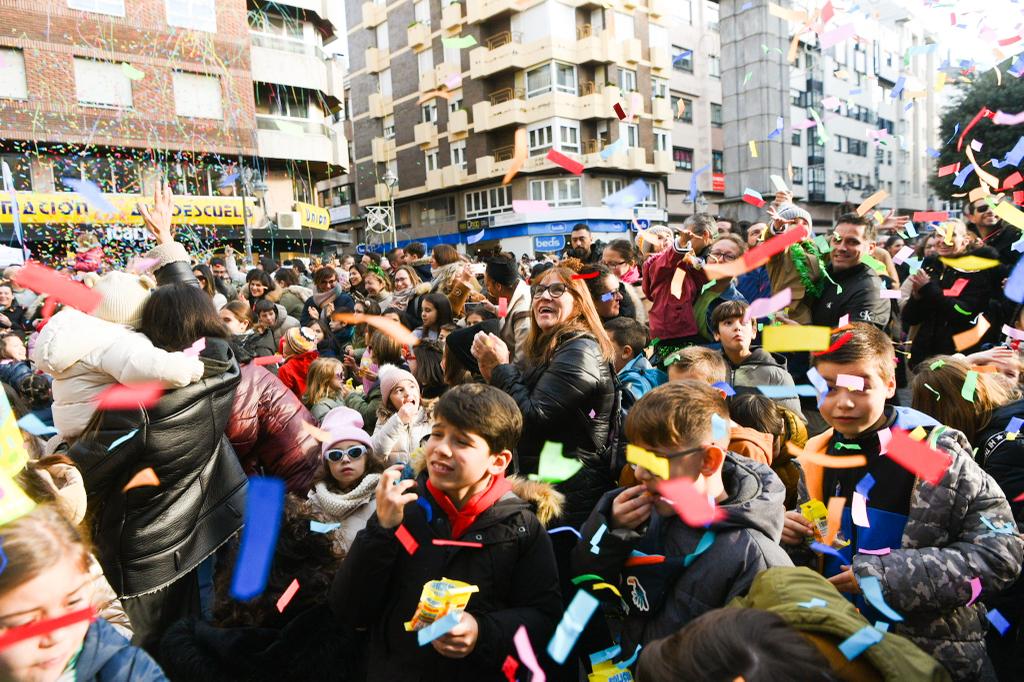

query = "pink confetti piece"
[744,288,793,322]
[819,23,857,50]
[877,427,892,454]
[836,374,865,391]
[892,246,914,265]
[967,577,983,606]
[838,314,850,327]
[1002,324,1024,341]
[497,297,508,318]
[993,110,1024,126]
[127,257,160,274]
[511,199,550,213]
[859,547,891,555]
[276,578,300,612]
[656,478,723,527]
[852,492,870,528]
[880,288,902,300]
[96,382,164,410]
[183,337,206,358]
[513,625,546,682]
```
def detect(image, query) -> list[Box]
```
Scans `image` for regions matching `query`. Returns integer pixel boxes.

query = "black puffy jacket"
[811,262,892,330]
[69,336,247,598]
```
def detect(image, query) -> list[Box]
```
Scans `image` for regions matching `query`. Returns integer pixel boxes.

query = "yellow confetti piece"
[626,444,669,480]
[966,146,1000,190]
[909,426,928,441]
[0,475,35,526]
[762,325,832,352]
[749,140,758,158]
[939,255,1001,271]
[591,582,622,597]
[934,72,946,92]
[995,201,1024,230]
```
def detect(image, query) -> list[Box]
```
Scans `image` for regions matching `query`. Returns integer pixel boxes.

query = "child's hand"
[307,306,320,320]
[432,611,478,659]
[376,464,417,529]
[398,402,418,425]
[827,565,861,594]
[610,485,653,530]
[138,180,174,245]
[781,510,813,546]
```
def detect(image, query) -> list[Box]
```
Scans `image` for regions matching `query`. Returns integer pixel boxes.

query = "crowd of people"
[0,182,1022,681]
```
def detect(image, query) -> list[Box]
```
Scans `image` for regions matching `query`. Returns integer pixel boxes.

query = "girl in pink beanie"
[371,364,433,464]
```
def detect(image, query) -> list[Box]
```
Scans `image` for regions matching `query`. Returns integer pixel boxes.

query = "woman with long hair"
[347,263,368,302]
[193,263,228,310]
[471,264,617,527]
[390,265,423,312]
[303,356,347,423]
[243,269,275,308]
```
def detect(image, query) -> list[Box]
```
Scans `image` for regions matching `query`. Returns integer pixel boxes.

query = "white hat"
[91,271,153,328]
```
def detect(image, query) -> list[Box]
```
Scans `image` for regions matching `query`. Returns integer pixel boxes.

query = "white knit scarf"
[307,474,381,519]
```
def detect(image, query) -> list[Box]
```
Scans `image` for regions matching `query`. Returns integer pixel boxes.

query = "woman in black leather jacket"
[472,264,617,528]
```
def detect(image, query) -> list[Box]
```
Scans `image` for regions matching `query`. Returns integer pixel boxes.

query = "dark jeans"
[122,569,201,658]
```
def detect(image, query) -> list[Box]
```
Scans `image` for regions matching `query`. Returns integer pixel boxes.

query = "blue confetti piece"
[615,643,642,669]
[807,367,829,397]
[856,473,876,499]
[838,625,884,660]
[107,429,139,451]
[548,525,582,538]
[62,177,119,214]
[601,291,615,302]
[547,589,600,664]
[740,1,753,9]
[809,542,846,561]
[0,541,6,575]
[981,516,1017,535]
[860,576,904,622]
[672,49,693,64]
[925,147,940,158]
[230,477,285,601]
[603,179,650,211]
[798,598,828,608]
[890,76,905,100]
[987,608,1011,635]
[599,137,626,161]
[757,384,820,398]
[309,520,340,533]
[590,523,607,554]
[711,381,736,396]
[589,644,621,666]
[217,172,239,188]
[416,495,433,522]
[1005,258,1024,303]
[683,530,715,567]
[16,413,56,437]
[947,123,960,146]
[711,414,728,440]
[466,229,486,245]
[417,611,462,645]
[874,621,889,632]
[689,164,711,203]
[1010,54,1024,78]
[952,164,975,188]
[1007,417,1024,434]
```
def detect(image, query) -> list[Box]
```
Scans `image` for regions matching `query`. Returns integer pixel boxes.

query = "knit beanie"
[319,405,372,456]
[283,327,317,357]
[378,364,417,405]
[775,203,814,232]
[92,271,153,328]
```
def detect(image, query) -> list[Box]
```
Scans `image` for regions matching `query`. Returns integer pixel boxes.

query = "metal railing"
[488,87,525,105]
[250,32,328,60]
[256,115,331,136]
[485,31,521,49]
[492,145,515,161]
[577,24,593,40]
[582,139,600,154]
[580,80,597,95]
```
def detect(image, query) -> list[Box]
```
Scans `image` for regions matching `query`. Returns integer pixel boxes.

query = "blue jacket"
[617,355,666,401]
[736,266,771,303]
[75,619,167,681]
[0,360,31,387]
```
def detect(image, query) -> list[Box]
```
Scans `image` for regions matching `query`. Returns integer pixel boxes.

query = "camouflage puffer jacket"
[850,427,1024,681]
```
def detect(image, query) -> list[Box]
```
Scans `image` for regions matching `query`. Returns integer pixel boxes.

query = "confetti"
[502,128,527,185]
[836,374,865,391]
[533,441,582,483]
[0,606,95,651]
[940,256,1000,271]
[912,211,949,222]
[466,229,486,244]
[514,625,546,682]
[987,609,1011,635]
[441,35,477,49]
[230,477,285,601]
[670,268,686,299]
[656,477,721,527]
[333,312,419,347]
[762,325,832,352]
[122,467,160,491]
[547,589,600,663]
[787,441,868,469]
[276,578,300,613]
[497,297,508,318]
[962,370,979,402]
[15,413,56,437]
[62,178,119,215]
[432,539,484,548]
[838,625,884,660]
[967,577,983,607]
[546,149,584,175]
[417,611,462,645]
[852,492,870,528]
[952,314,990,351]
[13,262,101,314]
[310,520,340,533]
[511,200,550,213]
[742,188,766,207]
[252,354,284,366]
[395,524,419,555]
[855,189,888,217]
[819,23,857,50]
[120,63,145,80]
[95,382,165,410]
[885,428,951,485]
[626,444,669,479]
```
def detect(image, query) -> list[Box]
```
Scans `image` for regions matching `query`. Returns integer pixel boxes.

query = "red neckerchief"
[427,473,513,539]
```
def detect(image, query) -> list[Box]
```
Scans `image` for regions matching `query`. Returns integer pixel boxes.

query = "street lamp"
[383,170,398,248]
[252,179,271,259]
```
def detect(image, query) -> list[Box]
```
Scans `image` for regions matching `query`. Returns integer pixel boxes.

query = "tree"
[929,60,1024,202]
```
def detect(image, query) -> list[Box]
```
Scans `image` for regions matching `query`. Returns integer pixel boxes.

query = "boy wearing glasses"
[331,384,561,680]
[572,381,791,654]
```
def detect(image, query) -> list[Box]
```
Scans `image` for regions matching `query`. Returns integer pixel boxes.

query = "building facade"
[345,0,674,256]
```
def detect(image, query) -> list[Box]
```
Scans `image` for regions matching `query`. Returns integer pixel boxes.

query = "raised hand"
[138,180,174,245]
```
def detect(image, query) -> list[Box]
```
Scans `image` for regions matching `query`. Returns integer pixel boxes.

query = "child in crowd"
[604,317,665,400]
[412,340,447,400]
[0,504,166,681]
[464,305,496,327]
[303,357,347,423]
[413,293,453,341]
[573,382,791,655]
[31,271,204,440]
[0,331,31,387]
[331,384,562,680]
[343,331,406,432]
[785,323,1022,680]
[728,393,807,511]
[250,299,298,358]
[277,327,319,398]
[711,300,803,417]
[308,407,385,553]
[371,365,432,464]
[664,345,728,384]
[438,323,458,343]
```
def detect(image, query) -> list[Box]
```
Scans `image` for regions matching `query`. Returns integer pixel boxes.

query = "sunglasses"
[326,445,368,462]
[971,204,991,214]
[531,282,568,299]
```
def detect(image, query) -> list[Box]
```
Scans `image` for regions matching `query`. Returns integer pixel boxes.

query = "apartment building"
[346,0,674,256]
[0,0,349,259]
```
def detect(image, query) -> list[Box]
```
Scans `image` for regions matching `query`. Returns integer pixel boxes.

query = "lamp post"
[383,169,398,248]
[253,179,271,259]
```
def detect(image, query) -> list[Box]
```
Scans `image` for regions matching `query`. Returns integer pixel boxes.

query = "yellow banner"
[294,201,330,230]
[0,192,257,226]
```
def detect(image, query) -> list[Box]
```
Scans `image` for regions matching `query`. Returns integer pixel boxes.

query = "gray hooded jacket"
[728,347,803,417]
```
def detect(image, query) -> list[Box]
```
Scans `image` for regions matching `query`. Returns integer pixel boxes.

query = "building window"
[425,149,439,171]
[451,140,466,169]
[672,45,693,72]
[448,96,463,114]
[0,49,28,100]
[625,123,640,148]
[651,77,668,100]
[834,135,868,157]
[464,185,512,219]
[601,179,624,197]
[654,131,670,152]
[671,95,693,123]
[417,49,434,80]
[613,11,635,42]
[375,23,389,51]
[793,167,804,185]
[0,155,32,191]
[674,0,692,24]
[529,178,582,207]
[413,0,431,26]
[618,67,637,92]
[708,55,720,78]
[67,0,124,16]
[74,58,132,108]
[705,0,720,30]
[525,61,577,98]
[528,124,553,157]
[172,72,222,119]
[165,0,216,32]
[712,150,724,173]
[673,146,694,171]
[639,181,659,208]
[791,131,801,147]
[421,102,437,124]
[383,114,395,139]
[255,83,317,119]
[710,103,722,127]
[420,196,455,225]
[559,122,580,154]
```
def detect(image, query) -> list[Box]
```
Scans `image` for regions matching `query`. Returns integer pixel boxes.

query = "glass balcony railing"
[256,114,331,136]
[250,32,328,60]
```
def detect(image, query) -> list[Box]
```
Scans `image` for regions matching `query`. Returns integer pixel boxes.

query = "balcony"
[652,97,671,124]
[361,1,386,27]
[256,115,347,166]
[366,47,390,73]
[654,150,673,174]
[414,121,439,148]
[622,0,638,8]
[368,93,394,118]
[435,61,462,88]
[441,1,464,32]
[426,168,445,191]
[466,0,519,24]
[442,164,468,186]
[371,136,397,164]
[250,33,338,95]
[448,108,469,139]
[650,46,670,73]
[407,21,431,51]
[472,88,528,131]
[627,147,646,167]
[621,38,642,64]
[419,68,438,92]
[473,83,619,132]
[470,29,616,79]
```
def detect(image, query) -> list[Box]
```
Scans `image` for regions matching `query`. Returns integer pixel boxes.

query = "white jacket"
[31,308,204,439]
[371,408,432,464]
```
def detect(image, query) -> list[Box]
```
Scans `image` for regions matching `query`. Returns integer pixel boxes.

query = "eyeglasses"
[325,445,368,462]
[707,251,738,262]
[662,445,705,460]
[972,204,991,214]
[602,260,626,268]
[531,282,568,299]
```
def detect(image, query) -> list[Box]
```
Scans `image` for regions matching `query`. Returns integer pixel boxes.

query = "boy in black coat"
[330,384,562,681]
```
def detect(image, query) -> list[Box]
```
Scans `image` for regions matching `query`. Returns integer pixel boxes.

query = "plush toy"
[73,232,104,273]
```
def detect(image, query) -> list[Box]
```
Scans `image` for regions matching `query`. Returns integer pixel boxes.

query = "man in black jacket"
[965,197,1022,267]
[811,213,891,330]
[566,224,605,264]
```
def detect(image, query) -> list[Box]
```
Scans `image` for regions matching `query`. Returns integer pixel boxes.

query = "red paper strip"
[656,478,724,527]
[938,163,960,177]
[912,211,949,222]
[943,278,969,297]
[812,331,853,356]
[497,297,508,318]
[13,262,102,314]
[546,149,585,175]
[886,427,952,485]
[624,554,666,567]
[998,35,1021,46]
[1013,491,1024,502]
[95,382,164,410]
[742,192,766,208]
[572,271,599,280]
[957,107,994,151]
[0,606,95,651]
[40,296,57,323]
[502,655,519,682]
[613,103,626,120]
[432,539,484,548]
[252,354,285,366]
[395,524,419,555]
[276,578,300,612]
[744,225,810,268]
[1015,191,1024,205]
[1002,171,1023,190]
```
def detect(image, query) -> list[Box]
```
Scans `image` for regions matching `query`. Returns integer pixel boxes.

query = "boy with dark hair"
[572,381,792,654]
[605,317,665,400]
[331,383,562,681]
[405,242,433,282]
[665,345,728,384]
[786,323,1022,680]
[711,299,802,417]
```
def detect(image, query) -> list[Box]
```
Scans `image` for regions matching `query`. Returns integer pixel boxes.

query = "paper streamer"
[502,128,527,185]
[276,578,300,613]
[838,625,884,660]
[13,262,102,313]
[859,576,904,621]
[310,520,340,533]
[0,606,95,651]
[514,625,546,682]
[546,149,584,175]
[967,577,983,606]
[417,611,463,645]
[107,429,138,451]
[230,477,286,601]
[62,177,119,215]
[95,382,165,410]
[333,312,419,347]
[547,590,600,664]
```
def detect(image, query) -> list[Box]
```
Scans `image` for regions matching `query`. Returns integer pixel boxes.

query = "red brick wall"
[0,0,257,154]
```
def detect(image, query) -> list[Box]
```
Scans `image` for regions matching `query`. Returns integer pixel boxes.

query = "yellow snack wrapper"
[404,577,479,632]
[800,499,849,549]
